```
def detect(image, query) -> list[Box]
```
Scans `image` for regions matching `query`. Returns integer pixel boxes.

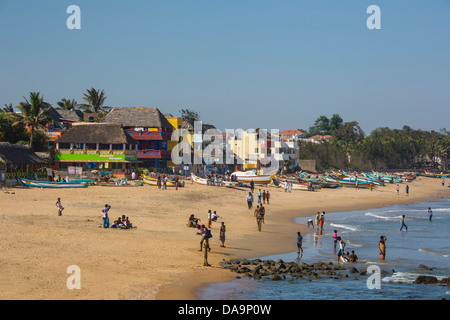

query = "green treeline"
[299,114,450,171]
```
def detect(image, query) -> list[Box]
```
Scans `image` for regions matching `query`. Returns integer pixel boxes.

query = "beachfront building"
[227,129,274,172]
[279,129,306,141]
[164,113,186,170]
[272,138,300,172]
[302,134,333,144]
[102,107,172,170]
[45,108,84,151]
[0,142,47,186]
[53,123,139,179]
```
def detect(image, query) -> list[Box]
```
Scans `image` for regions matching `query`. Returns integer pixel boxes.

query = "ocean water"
[198,198,450,300]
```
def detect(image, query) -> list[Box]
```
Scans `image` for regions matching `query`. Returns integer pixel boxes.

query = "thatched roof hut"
[102,107,172,128]
[56,109,84,123]
[56,123,137,145]
[0,142,46,165]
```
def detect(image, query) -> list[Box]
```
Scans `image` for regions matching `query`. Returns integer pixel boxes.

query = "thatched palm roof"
[0,142,46,165]
[102,107,172,128]
[56,123,137,145]
[57,109,84,122]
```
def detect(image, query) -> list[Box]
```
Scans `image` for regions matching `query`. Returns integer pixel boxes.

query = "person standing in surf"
[297,232,303,259]
[400,215,408,231]
[337,237,346,263]
[428,207,433,222]
[379,236,387,260]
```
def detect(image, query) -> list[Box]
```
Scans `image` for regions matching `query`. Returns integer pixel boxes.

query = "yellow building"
[164,114,193,168]
[228,129,273,171]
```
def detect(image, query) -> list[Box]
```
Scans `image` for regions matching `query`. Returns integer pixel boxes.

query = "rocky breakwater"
[219,258,375,281]
[413,265,450,286]
[219,259,450,287]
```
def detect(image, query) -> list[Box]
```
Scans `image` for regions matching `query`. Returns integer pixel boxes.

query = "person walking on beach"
[262,190,266,204]
[101,204,110,228]
[258,189,262,204]
[163,176,168,190]
[255,207,263,232]
[207,210,212,228]
[247,192,254,209]
[297,232,303,259]
[396,184,399,196]
[400,215,408,231]
[203,233,211,266]
[250,180,254,193]
[220,222,226,247]
[442,178,445,187]
[198,225,212,252]
[254,205,260,219]
[260,204,266,224]
[266,191,270,204]
[379,236,387,260]
[405,184,409,196]
[157,175,161,189]
[56,198,64,216]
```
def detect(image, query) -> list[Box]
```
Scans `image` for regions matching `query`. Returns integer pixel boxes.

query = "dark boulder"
[413,275,438,285]
[418,264,433,271]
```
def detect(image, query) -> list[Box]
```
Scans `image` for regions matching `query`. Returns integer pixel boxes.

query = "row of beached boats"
[15,168,444,189]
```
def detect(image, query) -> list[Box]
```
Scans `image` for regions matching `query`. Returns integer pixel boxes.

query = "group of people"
[246,190,270,209]
[187,210,227,266]
[101,204,133,229]
[396,184,410,196]
[257,189,270,204]
[306,211,326,230]
[156,174,176,190]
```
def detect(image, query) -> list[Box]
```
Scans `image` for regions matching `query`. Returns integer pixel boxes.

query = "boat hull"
[142,175,177,187]
[18,177,87,188]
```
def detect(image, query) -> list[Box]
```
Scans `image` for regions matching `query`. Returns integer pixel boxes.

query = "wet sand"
[0,176,448,299]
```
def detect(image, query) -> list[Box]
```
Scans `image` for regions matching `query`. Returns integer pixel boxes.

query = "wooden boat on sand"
[18,177,88,188]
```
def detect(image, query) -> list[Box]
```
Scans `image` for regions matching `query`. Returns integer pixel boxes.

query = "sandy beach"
[0,176,448,300]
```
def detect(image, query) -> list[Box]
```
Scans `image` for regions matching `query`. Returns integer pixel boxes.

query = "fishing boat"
[284,180,318,191]
[322,175,371,188]
[18,177,88,188]
[191,173,238,187]
[142,175,178,187]
[423,171,448,178]
[191,173,209,185]
[231,170,275,185]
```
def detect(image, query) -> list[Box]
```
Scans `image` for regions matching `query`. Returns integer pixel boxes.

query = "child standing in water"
[56,198,64,216]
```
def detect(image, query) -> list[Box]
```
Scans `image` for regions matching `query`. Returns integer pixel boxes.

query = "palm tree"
[56,98,78,111]
[81,88,107,113]
[11,92,51,150]
[1,103,14,113]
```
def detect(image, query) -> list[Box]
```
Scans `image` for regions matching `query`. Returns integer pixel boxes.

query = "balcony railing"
[126,129,172,140]
[137,149,171,158]
[56,149,136,156]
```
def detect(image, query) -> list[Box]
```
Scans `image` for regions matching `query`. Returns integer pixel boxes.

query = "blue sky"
[1,0,449,134]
